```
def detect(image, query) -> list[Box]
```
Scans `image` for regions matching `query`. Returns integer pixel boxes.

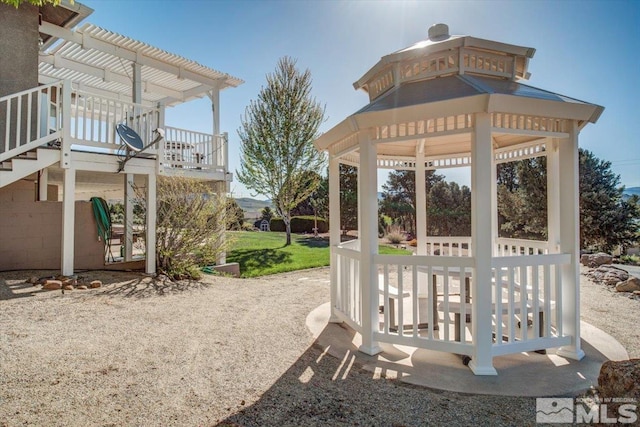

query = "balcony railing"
[162,126,227,173]
[0,80,228,175]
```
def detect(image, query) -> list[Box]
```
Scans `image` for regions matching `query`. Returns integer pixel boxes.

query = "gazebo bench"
[378,275,410,331]
[439,299,554,343]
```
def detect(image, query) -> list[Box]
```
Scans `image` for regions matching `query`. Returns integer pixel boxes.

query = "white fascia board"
[463,37,535,58]
[354,94,489,130]
[487,94,604,123]
[313,119,355,151]
[71,151,156,175]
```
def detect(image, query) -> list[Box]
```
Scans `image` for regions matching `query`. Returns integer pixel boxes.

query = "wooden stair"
[0,146,60,188]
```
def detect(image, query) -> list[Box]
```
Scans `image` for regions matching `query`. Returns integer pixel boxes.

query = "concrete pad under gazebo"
[314,24,604,375]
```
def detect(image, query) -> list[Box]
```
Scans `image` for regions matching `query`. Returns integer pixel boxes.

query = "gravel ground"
[0,266,636,426]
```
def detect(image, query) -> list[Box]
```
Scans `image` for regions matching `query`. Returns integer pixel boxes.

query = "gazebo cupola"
[315,24,603,375]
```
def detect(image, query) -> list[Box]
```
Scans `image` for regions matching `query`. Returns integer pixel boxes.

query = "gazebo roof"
[315,24,604,167]
[38,23,244,107]
[355,74,598,115]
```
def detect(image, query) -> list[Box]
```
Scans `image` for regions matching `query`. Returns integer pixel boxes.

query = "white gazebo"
[314,24,603,375]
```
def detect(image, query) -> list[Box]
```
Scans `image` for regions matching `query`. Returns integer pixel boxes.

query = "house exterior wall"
[0,181,104,271]
[0,3,39,98]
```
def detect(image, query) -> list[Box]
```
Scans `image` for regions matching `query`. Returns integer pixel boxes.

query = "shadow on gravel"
[0,270,205,300]
[216,326,535,427]
[0,278,48,301]
[94,275,205,298]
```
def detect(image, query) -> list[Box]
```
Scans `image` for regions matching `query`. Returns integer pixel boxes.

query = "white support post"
[469,112,497,375]
[490,144,498,255]
[124,173,135,262]
[60,79,71,169]
[547,138,560,253]
[556,121,585,361]
[358,136,381,356]
[208,89,227,265]
[156,102,166,175]
[38,168,48,201]
[329,156,341,323]
[132,63,142,104]
[415,149,430,325]
[415,150,427,256]
[146,173,157,274]
[207,89,221,168]
[61,167,75,276]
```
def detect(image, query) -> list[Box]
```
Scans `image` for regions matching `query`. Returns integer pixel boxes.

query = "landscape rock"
[588,252,614,267]
[89,280,102,289]
[580,253,591,266]
[62,278,77,287]
[26,276,39,284]
[585,265,629,286]
[43,280,62,290]
[598,359,640,401]
[62,285,74,291]
[76,285,88,290]
[615,277,640,293]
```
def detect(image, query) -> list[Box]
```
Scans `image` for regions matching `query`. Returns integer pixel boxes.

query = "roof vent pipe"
[428,23,449,41]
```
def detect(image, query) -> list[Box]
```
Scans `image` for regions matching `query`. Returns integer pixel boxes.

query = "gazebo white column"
[556,121,585,361]
[415,148,430,326]
[358,136,381,355]
[415,148,427,256]
[329,155,341,323]
[124,174,135,261]
[547,138,560,254]
[469,112,497,375]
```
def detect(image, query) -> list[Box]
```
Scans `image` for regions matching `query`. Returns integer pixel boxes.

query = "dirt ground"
[0,266,637,426]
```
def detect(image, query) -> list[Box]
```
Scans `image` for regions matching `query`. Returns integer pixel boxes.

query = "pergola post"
[145,173,157,274]
[329,155,341,323]
[124,174,135,261]
[38,168,48,201]
[61,167,76,276]
[469,112,497,375]
[358,136,381,355]
[556,121,585,361]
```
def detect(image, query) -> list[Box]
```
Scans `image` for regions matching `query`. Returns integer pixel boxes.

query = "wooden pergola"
[314,24,603,375]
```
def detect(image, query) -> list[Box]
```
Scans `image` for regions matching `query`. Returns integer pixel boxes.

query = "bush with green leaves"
[136,176,230,280]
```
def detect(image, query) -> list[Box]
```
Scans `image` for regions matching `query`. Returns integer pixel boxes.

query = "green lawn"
[225,231,411,278]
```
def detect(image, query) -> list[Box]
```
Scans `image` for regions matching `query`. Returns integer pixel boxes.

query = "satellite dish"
[115,124,164,173]
[116,124,144,152]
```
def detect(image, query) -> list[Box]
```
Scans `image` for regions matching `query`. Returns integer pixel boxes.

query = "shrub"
[135,176,230,280]
[385,224,406,244]
[270,216,328,233]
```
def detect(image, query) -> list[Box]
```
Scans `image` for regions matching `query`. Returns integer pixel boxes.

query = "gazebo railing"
[333,243,362,332]
[373,254,475,356]
[490,253,571,356]
[332,238,571,359]
[424,236,472,257]
[495,237,550,256]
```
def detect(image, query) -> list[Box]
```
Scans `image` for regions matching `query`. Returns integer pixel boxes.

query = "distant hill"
[235,197,272,219]
[623,187,640,201]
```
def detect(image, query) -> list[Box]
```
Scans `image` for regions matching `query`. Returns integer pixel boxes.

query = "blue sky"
[80,0,640,198]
